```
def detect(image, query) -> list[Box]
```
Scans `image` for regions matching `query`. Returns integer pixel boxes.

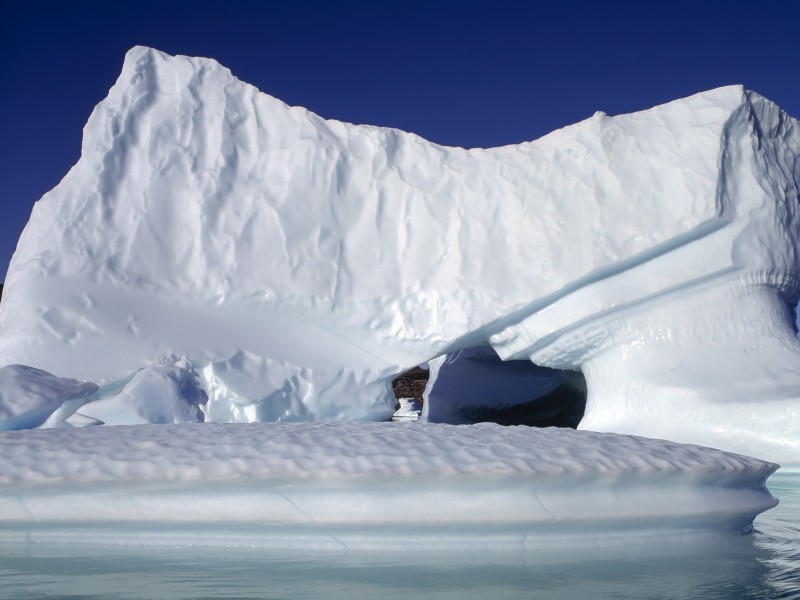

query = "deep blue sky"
[1,0,798,281]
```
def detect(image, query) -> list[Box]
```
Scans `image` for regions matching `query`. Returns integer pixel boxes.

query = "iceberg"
[70,354,208,426]
[392,397,421,421]
[0,365,97,430]
[0,47,798,464]
[0,422,779,548]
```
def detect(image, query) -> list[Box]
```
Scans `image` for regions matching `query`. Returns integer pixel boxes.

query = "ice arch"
[0,47,798,462]
[419,346,586,428]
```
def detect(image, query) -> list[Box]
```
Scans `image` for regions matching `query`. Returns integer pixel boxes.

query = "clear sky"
[1,0,798,281]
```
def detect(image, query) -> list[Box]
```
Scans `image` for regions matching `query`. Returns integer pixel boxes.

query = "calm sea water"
[1,471,797,600]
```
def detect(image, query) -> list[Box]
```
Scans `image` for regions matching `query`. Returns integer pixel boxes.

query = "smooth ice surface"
[0,422,778,549]
[0,46,798,461]
[0,365,97,430]
[70,355,208,426]
[0,356,208,428]
[3,470,798,600]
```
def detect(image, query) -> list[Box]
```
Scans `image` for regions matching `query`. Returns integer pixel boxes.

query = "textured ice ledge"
[0,423,778,549]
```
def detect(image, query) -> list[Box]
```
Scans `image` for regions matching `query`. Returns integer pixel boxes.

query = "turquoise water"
[1,471,797,600]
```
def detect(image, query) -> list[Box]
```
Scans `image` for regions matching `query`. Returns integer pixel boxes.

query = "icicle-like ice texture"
[0,422,779,549]
[0,47,798,462]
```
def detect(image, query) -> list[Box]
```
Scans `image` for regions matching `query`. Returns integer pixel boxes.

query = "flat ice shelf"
[0,422,778,550]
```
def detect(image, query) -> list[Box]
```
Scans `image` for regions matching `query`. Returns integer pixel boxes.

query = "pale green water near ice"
[1,471,797,600]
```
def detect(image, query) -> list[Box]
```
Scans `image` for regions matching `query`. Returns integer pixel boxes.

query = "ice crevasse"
[0,46,798,464]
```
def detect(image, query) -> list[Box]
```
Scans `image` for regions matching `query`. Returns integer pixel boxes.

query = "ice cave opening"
[392,346,586,427]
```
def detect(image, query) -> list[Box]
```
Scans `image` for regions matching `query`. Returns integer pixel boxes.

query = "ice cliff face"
[1,47,798,461]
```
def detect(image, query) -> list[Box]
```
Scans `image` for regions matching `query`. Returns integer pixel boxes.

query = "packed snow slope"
[0,47,798,461]
[0,423,779,549]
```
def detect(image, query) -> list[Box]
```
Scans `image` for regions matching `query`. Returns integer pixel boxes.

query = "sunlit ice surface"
[2,47,799,465]
[0,422,794,599]
[0,470,796,600]
[0,45,798,599]
[0,423,779,547]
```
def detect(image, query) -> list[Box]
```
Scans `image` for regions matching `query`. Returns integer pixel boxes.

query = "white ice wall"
[0,47,798,461]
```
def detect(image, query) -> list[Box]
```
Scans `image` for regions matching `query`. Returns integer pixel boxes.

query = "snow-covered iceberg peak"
[0,47,798,462]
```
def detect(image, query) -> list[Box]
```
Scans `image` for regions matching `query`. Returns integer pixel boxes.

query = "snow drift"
[0,422,779,549]
[0,47,798,462]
